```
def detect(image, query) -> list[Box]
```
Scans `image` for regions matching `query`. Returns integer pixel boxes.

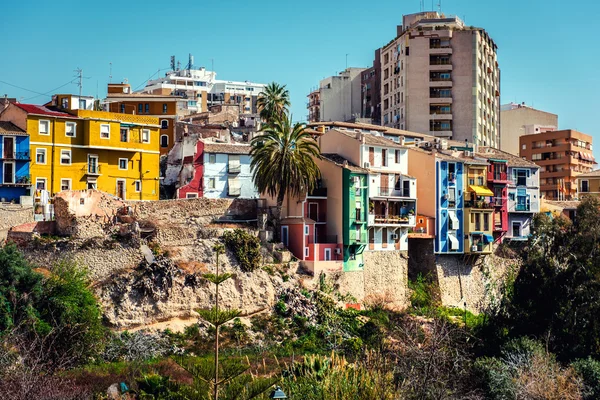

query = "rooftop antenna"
[170,55,176,71]
[345,53,349,69]
[438,0,442,13]
[109,62,112,83]
[73,68,90,99]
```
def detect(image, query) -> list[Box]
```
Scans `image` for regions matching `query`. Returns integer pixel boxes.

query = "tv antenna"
[109,62,112,83]
[73,68,90,98]
[438,0,442,13]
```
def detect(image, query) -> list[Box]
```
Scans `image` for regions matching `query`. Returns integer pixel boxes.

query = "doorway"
[3,137,15,159]
[281,226,289,246]
[512,222,521,238]
[308,202,318,222]
[324,248,331,261]
[116,179,126,200]
[3,162,14,184]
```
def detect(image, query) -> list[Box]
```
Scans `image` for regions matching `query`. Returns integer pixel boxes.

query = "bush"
[223,229,261,272]
[573,358,600,399]
[408,274,436,314]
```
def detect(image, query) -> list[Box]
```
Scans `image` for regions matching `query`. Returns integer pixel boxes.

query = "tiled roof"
[332,129,407,149]
[321,153,368,173]
[14,103,76,118]
[308,121,433,139]
[203,141,251,155]
[106,93,183,99]
[576,170,600,178]
[476,147,540,168]
[0,121,27,136]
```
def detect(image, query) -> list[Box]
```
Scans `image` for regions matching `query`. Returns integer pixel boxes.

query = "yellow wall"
[27,111,160,200]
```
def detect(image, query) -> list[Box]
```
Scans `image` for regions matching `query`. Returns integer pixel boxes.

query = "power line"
[133,67,170,91]
[0,79,77,102]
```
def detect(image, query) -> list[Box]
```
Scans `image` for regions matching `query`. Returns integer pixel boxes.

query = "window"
[522,144,526,150]
[87,180,97,190]
[208,178,215,189]
[448,187,456,208]
[304,247,309,257]
[36,178,46,190]
[39,120,50,135]
[144,103,149,113]
[100,124,110,139]
[79,99,86,109]
[118,158,128,170]
[161,119,169,129]
[120,128,128,142]
[60,179,71,191]
[160,135,169,148]
[581,180,589,193]
[135,180,141,192]
[162,104,168,114]
[186,192,198,199]
[483,214,489,231]
[36,148,46,164]
[65,122,76,137]
[509,192,515,201]
[60,150,71,165]
[138,103,143,114]
[382,149,388,166]
[142,129,150,143]
[477,176,484,185]
[87,155,99,174]
[209,154,216,164]
[514,169,529,186]
[120,104,126,113]
[304,225,309,235]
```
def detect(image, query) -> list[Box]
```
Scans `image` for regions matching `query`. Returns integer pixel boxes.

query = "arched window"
[160,134,169,148]
[161,119,169,129]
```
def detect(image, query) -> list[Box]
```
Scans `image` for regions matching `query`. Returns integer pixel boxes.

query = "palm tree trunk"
[214,251,220,400]
[275,188,285,241]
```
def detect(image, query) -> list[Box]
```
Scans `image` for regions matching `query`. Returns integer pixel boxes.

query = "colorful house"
[463,161,494,254]
[176,138,257,199]
[317,127,417,252]
[0,101,161,200]
[0,122,30,202]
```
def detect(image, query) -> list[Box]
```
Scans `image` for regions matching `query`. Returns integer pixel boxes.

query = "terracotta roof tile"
[203,141,251,155]
[321,153,368,173]
[476,147,540,168]
[576,170,600,178]
[0,121,27,136]
[14,103,76,118]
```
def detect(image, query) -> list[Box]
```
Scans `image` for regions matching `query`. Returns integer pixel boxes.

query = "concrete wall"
[320,68,365,122]
[500,106,558,156]
[407,149,436,217]
[318,129,362,167]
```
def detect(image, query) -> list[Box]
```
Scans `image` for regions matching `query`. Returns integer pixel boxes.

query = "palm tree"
[256,82,290,122]
[250,114,321,230]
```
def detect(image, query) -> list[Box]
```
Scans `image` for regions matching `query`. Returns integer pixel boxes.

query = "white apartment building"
[314,68,365,122]
[380,12,500,147]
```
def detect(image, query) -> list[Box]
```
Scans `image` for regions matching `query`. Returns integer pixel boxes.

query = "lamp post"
[269,386,287,399]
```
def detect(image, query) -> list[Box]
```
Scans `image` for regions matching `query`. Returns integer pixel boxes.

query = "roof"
[0,121,27,136]
[321,153,368,173]
[106,93,183,100]
[332,129,408,149]
[308,121,434,140]
[476,147,540,168]
[203,141,251,155]
[14,103,76,118]
[576,170,600,179]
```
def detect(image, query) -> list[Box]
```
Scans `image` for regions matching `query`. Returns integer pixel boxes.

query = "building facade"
[463,161,494,254]
[500,102,558,156]
[577,170,600,198]
[0,122,30,202]
[0,102,161,201]
[311,68,366,122]
[380,12,500,147]
[177,139,257,199]
[307,90,320,122]
[361,49,381,125]
[105,83,185,155]
[520,129,594,200]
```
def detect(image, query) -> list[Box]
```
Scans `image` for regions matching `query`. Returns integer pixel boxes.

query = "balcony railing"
[465,200,494,209]
[349,231,368,243]
[228,186,241,197]
[1,174,31,186]
[373,214,414,225]
[493,197,506,207]
[488,171,508,181]
[307,235,338,244]
[228,163,241,174]
[1,151,30,160]
[378,187,411,197]
[515,204,530,212]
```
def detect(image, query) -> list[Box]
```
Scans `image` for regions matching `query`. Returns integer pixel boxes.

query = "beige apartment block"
[500,102,558,156]
[380,12,500,148]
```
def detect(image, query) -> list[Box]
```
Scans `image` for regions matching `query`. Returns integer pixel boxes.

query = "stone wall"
[0,204,34,241]
[329,250,409,309]
[130,197,257,223]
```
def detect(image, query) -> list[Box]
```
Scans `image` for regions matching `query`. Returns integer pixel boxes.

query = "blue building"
[0,122,31,202]
[435,155,465,254]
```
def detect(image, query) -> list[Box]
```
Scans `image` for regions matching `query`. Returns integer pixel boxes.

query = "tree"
[174,244,277,399]
[256,82,290,122]
[250,115,321,233]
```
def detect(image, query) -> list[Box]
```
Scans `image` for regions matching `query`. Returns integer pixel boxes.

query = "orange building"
[104,83,184,155]
[520,129,595,200]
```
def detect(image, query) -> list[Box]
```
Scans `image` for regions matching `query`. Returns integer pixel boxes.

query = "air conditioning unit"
[391,234,399,240]
[363,161,371,168]
[471,245,478,252]
[335,248,342,255]
[464,150,472,157]
[414,138,422,145]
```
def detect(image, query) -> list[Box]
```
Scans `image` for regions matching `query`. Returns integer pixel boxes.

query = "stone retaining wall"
[0,205,34,241]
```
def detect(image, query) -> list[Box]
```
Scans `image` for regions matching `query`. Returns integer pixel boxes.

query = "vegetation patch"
[223,229,261,272]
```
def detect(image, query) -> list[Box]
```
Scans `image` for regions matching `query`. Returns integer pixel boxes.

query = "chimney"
[399,135,405,146]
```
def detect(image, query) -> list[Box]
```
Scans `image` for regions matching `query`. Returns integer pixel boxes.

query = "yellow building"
[0,100,160,200]
[463,161,494,254]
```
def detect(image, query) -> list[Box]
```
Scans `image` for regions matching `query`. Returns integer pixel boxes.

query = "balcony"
[377,187,411,198]
[370,214,416,226]
[349,231,368,244]
[464,200,494,209]
[85,164,101,175]
[487,171,508,182]
[515,204,530,212]
[307,235,338,244]
[493,197,506,207]
[429,80,453,88]
[308,187,327,197]
[228,186,241,197]
[430,56,452,65]
[1,151,30,161]
[1,174,31,186]
[228,163,241,174]
[429,47,453,55]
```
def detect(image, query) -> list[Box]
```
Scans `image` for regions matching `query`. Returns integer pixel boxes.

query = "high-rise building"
[380,12,500,147]
[307,68,365,123]
[361,49,381,125]
[520,129,595,200]
[500,102,558,156]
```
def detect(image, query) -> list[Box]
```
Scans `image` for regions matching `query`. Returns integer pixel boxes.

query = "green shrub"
[223,229,261,272]
[573,358,600,399]
[408,274,436,314]
[474,356,516,399]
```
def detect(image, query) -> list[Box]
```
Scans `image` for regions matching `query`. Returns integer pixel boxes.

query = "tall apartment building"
[140,55,266,115]
[500,102,558,156]
[308,68,365,122]
[520,129,595,200]
[380,12,500,147]
[361,49,381,125]
[307,90,320,122]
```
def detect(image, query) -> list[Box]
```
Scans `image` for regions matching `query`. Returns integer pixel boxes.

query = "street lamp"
[269,386,287,399]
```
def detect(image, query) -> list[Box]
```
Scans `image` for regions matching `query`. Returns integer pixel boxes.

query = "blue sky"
[1,0,598,148]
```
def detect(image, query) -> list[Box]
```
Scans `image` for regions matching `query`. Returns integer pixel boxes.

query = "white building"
[201,141,257,199]
[317,68,365,122]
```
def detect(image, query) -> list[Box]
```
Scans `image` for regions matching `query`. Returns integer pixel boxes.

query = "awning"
[448,210,460,230]
[483,234,494,244]
[448,234,459,250]
[469,185,494,196]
